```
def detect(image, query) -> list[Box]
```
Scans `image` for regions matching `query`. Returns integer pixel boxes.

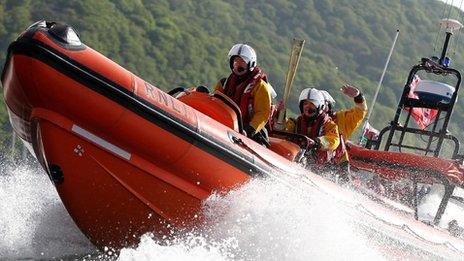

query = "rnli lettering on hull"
[143,82,189,118]
[71,124,131,160]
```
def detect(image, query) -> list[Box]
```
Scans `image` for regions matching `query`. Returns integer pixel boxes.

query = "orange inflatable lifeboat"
[6,21,464,257]
[1,21,304,249]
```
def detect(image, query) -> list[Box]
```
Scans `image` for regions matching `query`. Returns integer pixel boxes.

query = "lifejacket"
[330,114,349,164]
[223,67,266,124]
[296,113,334,164]
[334,134,349,162]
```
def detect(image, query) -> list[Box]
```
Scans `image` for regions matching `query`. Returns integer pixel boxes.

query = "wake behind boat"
[2,20,464,258]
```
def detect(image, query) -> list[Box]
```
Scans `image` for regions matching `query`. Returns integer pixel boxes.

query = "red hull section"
[1,23,296,249]
[348,143,464,185]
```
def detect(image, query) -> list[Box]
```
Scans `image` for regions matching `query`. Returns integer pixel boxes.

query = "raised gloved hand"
[271,100,284,122]
[340,84,360,98]
[276,101,284,112]
[244,125,256,138]
[272,100,287,131]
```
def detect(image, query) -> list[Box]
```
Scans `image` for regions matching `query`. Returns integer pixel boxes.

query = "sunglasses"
[306,108,318,114]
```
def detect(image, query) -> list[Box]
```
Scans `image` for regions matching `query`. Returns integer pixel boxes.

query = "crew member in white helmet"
[214,43,273,145]
[277,88,340,165]
[319,85,367,179]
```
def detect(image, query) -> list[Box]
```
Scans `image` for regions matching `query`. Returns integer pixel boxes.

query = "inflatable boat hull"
[1,23,294,249]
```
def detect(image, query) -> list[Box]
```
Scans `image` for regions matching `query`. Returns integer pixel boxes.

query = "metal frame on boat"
[351,18,464,228]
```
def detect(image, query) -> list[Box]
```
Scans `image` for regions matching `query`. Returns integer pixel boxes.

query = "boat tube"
[1,21,303,249]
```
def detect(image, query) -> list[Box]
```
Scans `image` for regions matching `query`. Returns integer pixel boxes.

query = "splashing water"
[119,176,385,261]
[118,234,234,261]
[203,178,385,260]
[0,161,96,259]
[2,159,460,260]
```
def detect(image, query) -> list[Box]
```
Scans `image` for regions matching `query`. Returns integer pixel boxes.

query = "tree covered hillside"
[1,0,464,155]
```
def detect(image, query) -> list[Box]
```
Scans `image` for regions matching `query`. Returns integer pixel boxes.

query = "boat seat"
[177,90,243,133]
[268,137,304,162]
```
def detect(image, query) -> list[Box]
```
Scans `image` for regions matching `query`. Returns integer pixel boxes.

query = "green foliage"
[1,0,464,153]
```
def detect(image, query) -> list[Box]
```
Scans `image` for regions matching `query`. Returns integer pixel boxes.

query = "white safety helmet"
[319,90,336,105]
[319,90,336,114]
[298,88,325,114]
[228,43,257,71]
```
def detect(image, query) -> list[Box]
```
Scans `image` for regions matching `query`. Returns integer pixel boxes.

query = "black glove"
[308,138,321,156]
[244,125,256,138]
[354,93,365,103]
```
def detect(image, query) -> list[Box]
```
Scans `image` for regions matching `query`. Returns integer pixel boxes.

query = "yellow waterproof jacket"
[284,116,340,152]
[334,100,367,140]
[214,79,272,132]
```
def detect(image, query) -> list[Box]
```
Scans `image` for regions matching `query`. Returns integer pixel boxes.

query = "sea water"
[1,159,448,260]
[0,161,96,259]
